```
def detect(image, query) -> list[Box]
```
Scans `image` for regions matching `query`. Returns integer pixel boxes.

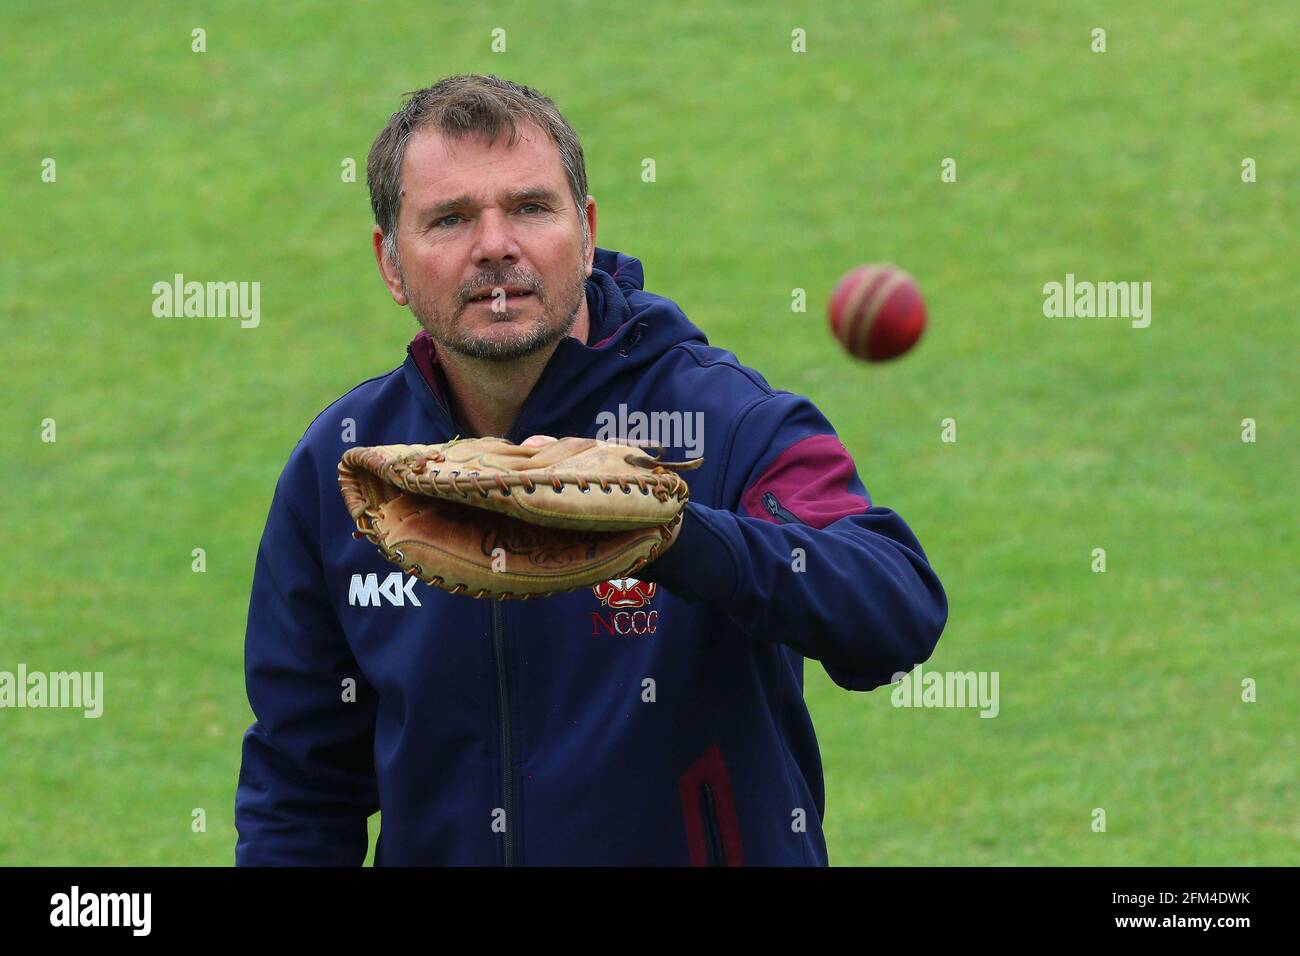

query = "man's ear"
[582,196,598,276]
[372,226,409,305]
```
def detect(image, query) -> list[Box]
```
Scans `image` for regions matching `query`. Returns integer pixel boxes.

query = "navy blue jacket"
[234,247,947,866]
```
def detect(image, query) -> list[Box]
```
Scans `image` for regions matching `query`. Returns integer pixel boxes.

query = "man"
[235,74,947,866]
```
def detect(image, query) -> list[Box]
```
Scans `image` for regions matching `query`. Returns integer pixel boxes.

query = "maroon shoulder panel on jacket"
[740,433,872,529]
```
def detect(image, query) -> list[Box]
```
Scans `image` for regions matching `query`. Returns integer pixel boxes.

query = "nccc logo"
[590,578,658,637]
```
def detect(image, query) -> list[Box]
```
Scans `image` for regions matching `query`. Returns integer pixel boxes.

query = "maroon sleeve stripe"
[740,433,871,529]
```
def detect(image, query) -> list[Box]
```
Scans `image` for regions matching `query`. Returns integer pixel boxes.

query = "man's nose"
[470,208,521,266]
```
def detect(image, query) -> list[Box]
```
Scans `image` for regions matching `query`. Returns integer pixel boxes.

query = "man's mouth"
[468,287,535,305]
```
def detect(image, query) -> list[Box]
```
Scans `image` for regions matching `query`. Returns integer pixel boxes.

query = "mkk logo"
[591,578,658,636]
[349,572,422,607]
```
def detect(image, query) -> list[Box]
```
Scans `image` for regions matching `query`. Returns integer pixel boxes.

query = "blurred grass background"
[1,0,1295,865]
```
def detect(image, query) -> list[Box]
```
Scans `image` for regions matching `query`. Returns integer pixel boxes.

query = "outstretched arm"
[638,393,947,691]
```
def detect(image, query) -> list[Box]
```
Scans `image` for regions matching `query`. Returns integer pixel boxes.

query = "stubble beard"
[400,254,588,363]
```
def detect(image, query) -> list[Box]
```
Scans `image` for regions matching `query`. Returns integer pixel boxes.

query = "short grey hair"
[367,74,590,267]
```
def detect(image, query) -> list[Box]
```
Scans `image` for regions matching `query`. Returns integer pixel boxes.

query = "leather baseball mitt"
[338,437,702,599]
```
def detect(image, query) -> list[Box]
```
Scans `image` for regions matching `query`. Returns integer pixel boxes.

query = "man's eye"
[435,206,540,228]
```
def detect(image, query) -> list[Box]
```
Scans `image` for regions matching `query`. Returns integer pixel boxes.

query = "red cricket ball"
[827,263,927,362]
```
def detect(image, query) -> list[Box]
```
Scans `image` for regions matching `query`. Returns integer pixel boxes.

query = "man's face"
[380,122,594,361]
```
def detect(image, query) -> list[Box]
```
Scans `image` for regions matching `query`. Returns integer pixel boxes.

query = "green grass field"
[2,0,1295,865]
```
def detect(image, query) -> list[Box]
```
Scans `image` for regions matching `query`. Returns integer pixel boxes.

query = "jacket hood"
[406,246,709,440]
